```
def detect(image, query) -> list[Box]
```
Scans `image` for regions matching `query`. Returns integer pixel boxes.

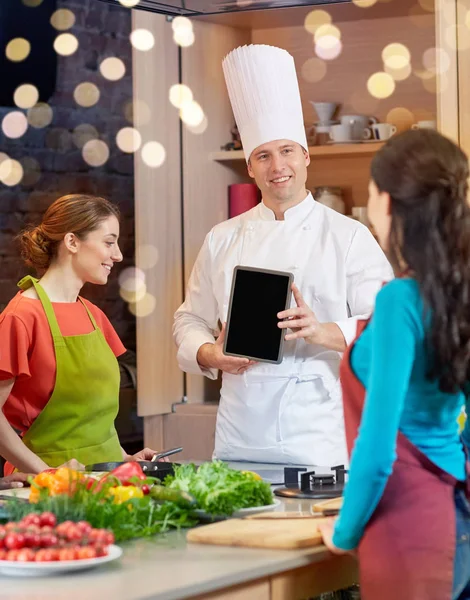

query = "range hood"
[97,0,350,18]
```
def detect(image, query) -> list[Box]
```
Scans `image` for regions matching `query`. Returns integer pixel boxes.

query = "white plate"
[193,499,281,521]
[0,544,122,577]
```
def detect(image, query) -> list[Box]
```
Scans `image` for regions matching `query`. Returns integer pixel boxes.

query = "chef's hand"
[57,459,85,471]
[318,519,355,556]
[278,284,323,345]
[197,323,257,375]
[0,472,32,490]
[124,448,170,463]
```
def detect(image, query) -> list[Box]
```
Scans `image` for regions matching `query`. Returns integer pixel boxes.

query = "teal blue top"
[332,278,469,551]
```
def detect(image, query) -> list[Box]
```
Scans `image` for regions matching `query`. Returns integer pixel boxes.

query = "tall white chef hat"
[222,44,308,162]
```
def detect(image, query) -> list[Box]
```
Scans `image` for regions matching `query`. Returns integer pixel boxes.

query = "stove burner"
[274,465,347,500]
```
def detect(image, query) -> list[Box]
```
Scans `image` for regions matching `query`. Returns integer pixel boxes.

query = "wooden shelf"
[210,143,385,162]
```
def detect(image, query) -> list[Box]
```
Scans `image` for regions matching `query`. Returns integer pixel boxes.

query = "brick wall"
[0,0,136,352]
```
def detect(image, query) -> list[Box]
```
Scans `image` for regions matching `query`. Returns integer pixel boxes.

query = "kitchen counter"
[0,462,356,600]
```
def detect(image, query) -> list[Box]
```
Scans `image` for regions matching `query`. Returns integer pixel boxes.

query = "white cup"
[329,123,353,143]
[412,120,436,130]
[341,115,376,140]
[371,123,397,141]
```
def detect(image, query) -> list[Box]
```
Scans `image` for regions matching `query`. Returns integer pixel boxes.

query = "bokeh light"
[119,0,140,6]
[304,10,331,35]
[73,82,100,108]
[385,107,415,132]
[315,40,342,60]
[14,84,39,109]
[301,57,327,83]
[171,16,193,33]
[179,101,205,127]
[50,8,76,30]
[352,0,378,5]
[54,33,79,56]
[20,157,42,186]
[100,57,126,81]
[119,267,146,291]
[367,72,395,98]
[385,63,412,81]
[169,84,193,109]
[6,38,31,62]
[136,244,160,270]
[130,29,155,51]
[173,29,195,47]
[124,99,151,126]
[22,0,43,6]
[141,141,166,167]
[82,139,110,167]
[185,115,209,134]
[116,127,142,153]
[2,112,28,139]
[382,43,410,70]
[423,47,451,74]
[72,124,99,149]
[27,103,53,128]
[0,159,24,187]
[128,293,157,318]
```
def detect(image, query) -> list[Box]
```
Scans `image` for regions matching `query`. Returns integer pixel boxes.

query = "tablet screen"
[224,266,293,363]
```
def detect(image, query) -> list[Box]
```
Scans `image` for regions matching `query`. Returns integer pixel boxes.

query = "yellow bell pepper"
[108,485,144,505]
[241,470,262,481]
[29,468,83,502]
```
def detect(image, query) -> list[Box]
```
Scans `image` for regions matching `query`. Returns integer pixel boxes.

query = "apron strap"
[18,276,64,346]
[77,297,98,330]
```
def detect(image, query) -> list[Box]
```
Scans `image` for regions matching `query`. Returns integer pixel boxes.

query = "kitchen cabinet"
[132,0,465,453]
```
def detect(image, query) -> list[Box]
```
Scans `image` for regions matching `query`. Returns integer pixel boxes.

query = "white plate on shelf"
[193,499,281,522]
[0,544,123,577]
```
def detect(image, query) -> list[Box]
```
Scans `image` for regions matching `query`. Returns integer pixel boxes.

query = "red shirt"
[0,292,126,432]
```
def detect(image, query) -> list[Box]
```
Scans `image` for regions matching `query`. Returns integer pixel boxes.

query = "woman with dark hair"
[319,129,470,600]
[0,194,161,475]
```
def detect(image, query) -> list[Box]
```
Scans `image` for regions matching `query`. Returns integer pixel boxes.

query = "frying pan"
[85,461,178,480]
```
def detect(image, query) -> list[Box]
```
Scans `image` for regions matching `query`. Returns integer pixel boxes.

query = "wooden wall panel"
[133,13,184,417]
[456,0,470,154]
[181,21,251,403]
[252,13,437,131]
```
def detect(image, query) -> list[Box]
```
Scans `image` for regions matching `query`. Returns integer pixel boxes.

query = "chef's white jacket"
[174,193,393,465]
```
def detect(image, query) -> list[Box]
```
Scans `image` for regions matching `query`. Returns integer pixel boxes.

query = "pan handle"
[150,447,183,462]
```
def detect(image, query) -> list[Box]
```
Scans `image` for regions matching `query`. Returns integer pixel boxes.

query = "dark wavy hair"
[371,128,470,394]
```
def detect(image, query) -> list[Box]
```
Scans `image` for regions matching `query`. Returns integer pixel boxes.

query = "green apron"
[16,276,123,468]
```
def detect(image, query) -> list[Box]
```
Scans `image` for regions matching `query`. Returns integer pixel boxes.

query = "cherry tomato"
[39,512,57,528]
[65,525,83,542]
[35,548,55,562]
[16,548,36,562]
[104,531,114,545]
[0,549,7,560]
[40,533,58,548]
[4,533,26,551]
[24,532,41,548]
[95,544,108,557]
[22,514,41,527]
[4,523,19,532]
[55,521,74,537]
[76,521,92,535]
[6,550,19,561]
[58,548,77,561]
[77,546,97,560]
[141,484,150,495]
[89,529,111,545]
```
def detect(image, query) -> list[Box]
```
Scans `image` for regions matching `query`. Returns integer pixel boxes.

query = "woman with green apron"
[0,194,161,474]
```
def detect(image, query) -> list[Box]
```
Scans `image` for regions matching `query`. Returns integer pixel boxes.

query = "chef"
[173,44,393,466]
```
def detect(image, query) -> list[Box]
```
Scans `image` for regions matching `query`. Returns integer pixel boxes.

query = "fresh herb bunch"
[3,478,197,542]
[165,461,273,516]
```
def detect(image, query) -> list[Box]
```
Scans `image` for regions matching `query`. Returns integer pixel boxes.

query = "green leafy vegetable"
[165,461,273,516]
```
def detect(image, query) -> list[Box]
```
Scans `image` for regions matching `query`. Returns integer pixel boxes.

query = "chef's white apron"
[214,204,348,466]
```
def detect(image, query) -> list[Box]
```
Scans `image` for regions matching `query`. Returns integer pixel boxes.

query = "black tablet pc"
[223,266,294,364]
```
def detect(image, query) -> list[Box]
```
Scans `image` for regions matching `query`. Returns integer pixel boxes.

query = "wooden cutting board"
[186,517,329,549]
[312,496,343,513]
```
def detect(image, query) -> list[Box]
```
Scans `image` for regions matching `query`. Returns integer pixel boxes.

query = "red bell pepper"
[109,462,146,486]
